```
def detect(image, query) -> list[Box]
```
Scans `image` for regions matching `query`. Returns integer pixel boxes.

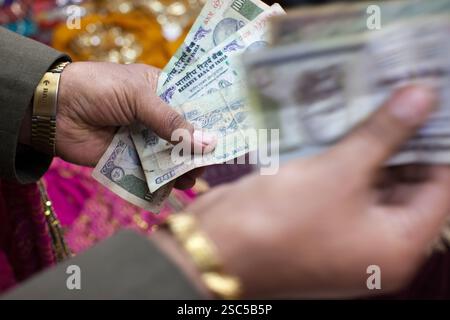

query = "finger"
[137,95,217,153]
[391,166,450,245]
[332,85,437,176]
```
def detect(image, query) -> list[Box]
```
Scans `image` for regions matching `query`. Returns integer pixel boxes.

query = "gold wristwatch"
[32,61,71,155]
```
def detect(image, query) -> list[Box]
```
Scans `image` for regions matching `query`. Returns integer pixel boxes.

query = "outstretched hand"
[160,86,450,298]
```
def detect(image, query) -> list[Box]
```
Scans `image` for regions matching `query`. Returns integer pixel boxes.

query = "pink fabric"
[43,158,196,254]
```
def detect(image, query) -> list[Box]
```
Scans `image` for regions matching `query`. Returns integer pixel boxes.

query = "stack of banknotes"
[244,0,450,163]
[92,0,285,211]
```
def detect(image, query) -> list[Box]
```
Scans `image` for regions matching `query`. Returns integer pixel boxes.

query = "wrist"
[194,210,251,298]
[151,229,213,298]
[160,211,243,299]
[187,192,266,298]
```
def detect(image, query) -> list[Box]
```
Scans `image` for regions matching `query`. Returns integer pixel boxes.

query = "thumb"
[334,85,437,174]
[137,96,217,153]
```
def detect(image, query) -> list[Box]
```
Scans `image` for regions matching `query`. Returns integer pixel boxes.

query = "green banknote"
[92,128,173,212]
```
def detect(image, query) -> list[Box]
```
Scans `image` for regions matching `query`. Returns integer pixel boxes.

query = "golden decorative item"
[139,0,205,40]
[52,0,206,66]
[165,212,242,299]
[53,11,169,67]
[32,61,70,155]
[38,181,72,262]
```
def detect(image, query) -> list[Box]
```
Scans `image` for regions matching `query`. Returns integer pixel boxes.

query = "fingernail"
[193,130,217,153]
[389,86,437,125]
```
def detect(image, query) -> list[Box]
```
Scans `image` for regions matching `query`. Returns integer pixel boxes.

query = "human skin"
[156,86,450,298]
[20,62,217,189]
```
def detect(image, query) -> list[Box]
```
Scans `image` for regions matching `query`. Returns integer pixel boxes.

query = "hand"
[159,86,450,298]
[53,62,215,189]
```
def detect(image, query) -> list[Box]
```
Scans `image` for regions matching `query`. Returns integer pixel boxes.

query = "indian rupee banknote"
[269,0,450,46]
[244,15,450,164]
[92,128,173,212]
[92,1,284,208]
[132,83,255,192]
[131,4,284,192]
[157,3,285,105]
[158,0,270,90]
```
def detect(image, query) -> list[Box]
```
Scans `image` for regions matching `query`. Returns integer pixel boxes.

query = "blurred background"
[1,1,351,65]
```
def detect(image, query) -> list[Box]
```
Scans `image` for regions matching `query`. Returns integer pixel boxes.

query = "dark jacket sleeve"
[2,231,202,299]
[0,27,69,184]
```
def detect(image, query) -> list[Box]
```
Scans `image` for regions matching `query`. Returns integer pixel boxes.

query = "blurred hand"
[159,86,450,298]
[55,62,215,189]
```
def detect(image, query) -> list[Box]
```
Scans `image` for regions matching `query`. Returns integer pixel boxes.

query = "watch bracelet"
[31,61,70,155]
[31,115,56,155]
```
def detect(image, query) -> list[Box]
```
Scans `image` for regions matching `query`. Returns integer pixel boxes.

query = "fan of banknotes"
[243,0,450,164]
[92,0,285,212]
